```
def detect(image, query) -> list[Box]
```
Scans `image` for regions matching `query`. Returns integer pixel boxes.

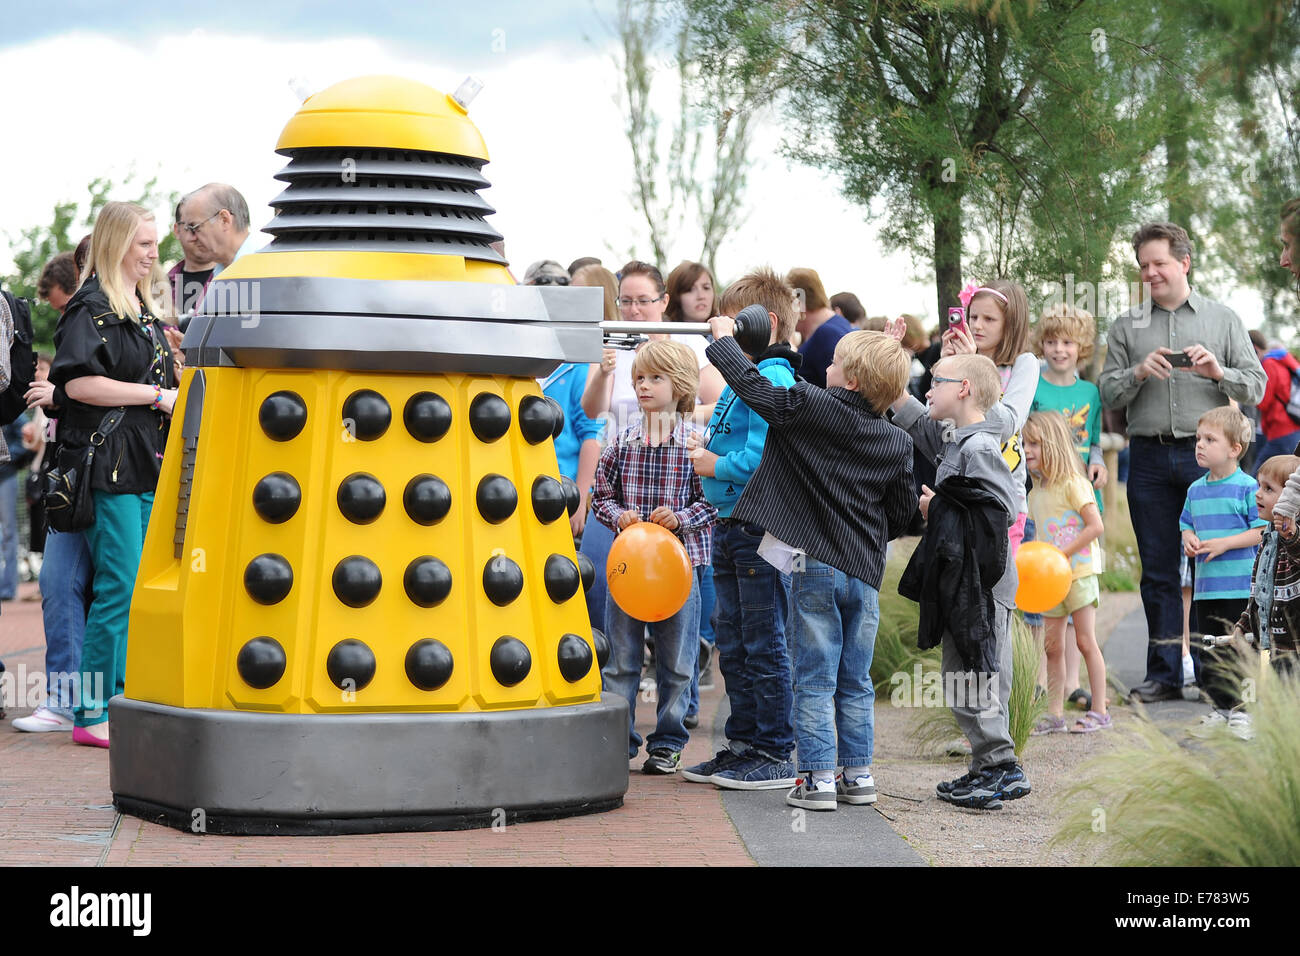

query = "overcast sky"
[0,1,1266,327]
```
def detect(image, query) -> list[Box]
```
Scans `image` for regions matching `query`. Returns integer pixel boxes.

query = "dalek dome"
[275,75,489,160]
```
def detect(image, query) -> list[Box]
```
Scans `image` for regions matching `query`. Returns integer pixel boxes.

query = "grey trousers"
[941,604,1016,771]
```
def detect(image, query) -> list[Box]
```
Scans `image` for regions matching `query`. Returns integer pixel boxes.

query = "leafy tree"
[4,173,180,350]
[683,0,1240,321]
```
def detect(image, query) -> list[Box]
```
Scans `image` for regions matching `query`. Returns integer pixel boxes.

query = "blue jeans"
[686,564,716,719]
[580,516,614,635]
[710,521,794,757]
[1127,437,1206,688]
[603,574,700,757]
[787,558,878,772]
[78,491,153,727]
[37,529,93,719]
[1254,430,1300,475]
[0,471,17,598]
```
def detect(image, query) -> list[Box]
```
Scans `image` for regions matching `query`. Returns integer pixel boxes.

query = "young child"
[704,322,915,811]
[1031,303,1106,503]
[681,268,802,790]
[1180,407,1267,645]
[1222,454,1300,730]
[890,349,1029,810]
[591,339,718,775]
[1022,411,1109,734]
[1179,407,1268,736]
[948,280,1038,552]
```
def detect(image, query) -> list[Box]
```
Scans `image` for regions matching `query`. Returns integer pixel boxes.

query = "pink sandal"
[1071,710,1112,733]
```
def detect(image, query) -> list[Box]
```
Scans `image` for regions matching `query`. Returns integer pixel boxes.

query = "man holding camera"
[1100,222,1266,702]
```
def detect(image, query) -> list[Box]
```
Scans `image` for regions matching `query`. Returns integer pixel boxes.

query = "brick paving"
[1,579,754,866]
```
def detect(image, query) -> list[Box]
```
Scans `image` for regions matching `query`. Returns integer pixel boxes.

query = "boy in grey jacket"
[889,352,1030,810]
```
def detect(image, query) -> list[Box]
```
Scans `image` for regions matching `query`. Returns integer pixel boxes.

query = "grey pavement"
[1104,604,1216,734]
[708,699,928,867]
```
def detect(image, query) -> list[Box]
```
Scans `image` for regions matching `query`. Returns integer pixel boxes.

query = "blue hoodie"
[541,363,605,483]
[701,344,800,517]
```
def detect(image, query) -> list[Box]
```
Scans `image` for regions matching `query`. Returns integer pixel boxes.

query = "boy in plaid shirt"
[592,339,717,774]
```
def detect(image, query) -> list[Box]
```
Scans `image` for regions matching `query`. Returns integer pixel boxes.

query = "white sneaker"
[1228,710,1255,741]
[1182,653,1196,686]
[1188,710,1228,738]
[13,706,74,732]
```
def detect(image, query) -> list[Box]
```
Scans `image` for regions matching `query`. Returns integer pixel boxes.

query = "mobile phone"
[947,306,968,336]
[1166,351,1193,368]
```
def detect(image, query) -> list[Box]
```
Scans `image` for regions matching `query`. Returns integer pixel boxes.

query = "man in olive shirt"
[1100,222,1266,702]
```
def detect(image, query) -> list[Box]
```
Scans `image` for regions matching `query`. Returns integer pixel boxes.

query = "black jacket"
[49,276,175,494]
[898,475,1010,671]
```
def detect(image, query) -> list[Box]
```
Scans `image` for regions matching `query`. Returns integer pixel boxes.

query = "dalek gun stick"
[599,304,772,354]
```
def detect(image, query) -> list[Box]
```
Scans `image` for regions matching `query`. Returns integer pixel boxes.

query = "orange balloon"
[606,522,693,622]
[1014,541,1072,613]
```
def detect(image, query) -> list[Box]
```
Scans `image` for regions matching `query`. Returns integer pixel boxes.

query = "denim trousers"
[603,573,700,757]
[78,490,153,727]
[711,521,794,758]
[37,529,93,719]
[1127,437,1206,688]
[580,516,614,636]
[686,563,716,720]
[0,471,18,598]
[787,558,878,772]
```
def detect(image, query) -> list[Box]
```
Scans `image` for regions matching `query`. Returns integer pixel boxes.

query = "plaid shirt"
[593,415,716,567]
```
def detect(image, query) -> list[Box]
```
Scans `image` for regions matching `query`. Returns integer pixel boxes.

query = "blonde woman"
[49,201,178,748]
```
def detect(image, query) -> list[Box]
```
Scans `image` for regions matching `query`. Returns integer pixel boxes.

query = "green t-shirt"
[1032,374,1104,512]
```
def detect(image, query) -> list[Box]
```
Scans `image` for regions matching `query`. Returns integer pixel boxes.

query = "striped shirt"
[705,336,915,588]
[592,415,716,567]
[1179,468,1267,600]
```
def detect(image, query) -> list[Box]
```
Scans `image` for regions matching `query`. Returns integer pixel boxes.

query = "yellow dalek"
[108,75,628,834]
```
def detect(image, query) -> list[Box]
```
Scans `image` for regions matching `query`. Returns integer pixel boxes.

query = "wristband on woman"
[151,384,163,410]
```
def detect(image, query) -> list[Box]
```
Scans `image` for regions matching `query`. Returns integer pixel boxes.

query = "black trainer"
[682,748,745,784]
[936,770,980,802]
[642,749,682,775]
[949,762,1031,810]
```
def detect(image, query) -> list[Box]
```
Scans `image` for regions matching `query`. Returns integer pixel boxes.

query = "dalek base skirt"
[109,75,630,834]
[109,697,628,835]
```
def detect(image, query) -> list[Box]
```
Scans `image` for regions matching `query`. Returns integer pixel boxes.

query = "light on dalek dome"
[109,74,628,834]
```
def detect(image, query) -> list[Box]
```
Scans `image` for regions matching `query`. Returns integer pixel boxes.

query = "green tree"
[683,0,1234,320]
[4,173,180,350]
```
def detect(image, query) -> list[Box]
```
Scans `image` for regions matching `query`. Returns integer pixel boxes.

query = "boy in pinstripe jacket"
[705,323,916,811]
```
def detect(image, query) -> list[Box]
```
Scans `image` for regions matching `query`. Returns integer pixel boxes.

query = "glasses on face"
[179,211,221,235]
[931,375,966,387]
[617,295,665,309]
[530,275,569,286]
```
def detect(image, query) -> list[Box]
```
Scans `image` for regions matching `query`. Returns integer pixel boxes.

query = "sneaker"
[785,776,837,811]
[711,753,798,790]
[642,749,681,775]
[836,771,878,805]
[682,748,746,783]
[949,762,1031,810]
[12,706,74,732]
[1188,710,1228,738]
[1182,653,1196,686]
[1227,710,1255,741]
[936,771,980,802]
[683,713,699,730]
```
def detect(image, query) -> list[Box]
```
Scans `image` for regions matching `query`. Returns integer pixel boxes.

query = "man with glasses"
[175,183,259,277]
[168,200,219,323]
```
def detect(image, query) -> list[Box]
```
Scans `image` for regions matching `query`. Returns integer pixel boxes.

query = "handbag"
[44,406,127,533]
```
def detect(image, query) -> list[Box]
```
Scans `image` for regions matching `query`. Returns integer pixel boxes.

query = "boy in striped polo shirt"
[1180,406,1268,687]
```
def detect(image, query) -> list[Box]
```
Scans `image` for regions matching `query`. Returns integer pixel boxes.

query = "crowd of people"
[1,188,1299,817]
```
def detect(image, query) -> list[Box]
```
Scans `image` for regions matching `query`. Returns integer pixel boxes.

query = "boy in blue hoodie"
[682,268,803,789]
